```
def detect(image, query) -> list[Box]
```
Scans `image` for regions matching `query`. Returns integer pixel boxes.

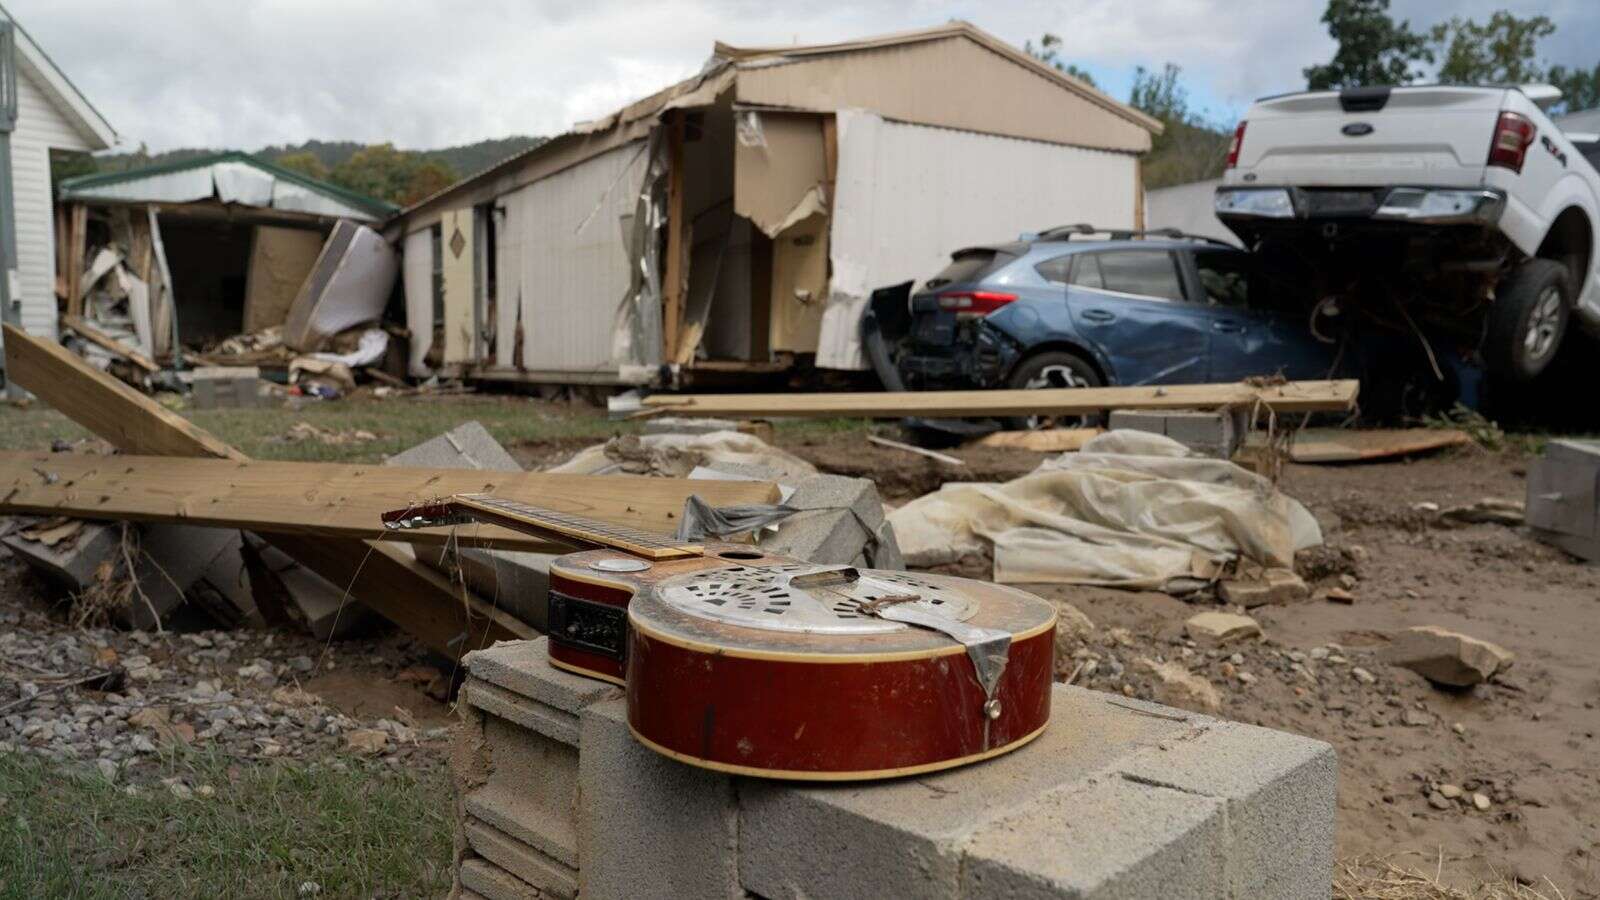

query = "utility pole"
[0,21,21,399]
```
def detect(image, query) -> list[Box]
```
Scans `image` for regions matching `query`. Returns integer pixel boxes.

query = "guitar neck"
[382,493,704,560]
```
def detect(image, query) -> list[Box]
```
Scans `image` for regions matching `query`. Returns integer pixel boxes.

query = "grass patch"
[0,750,452,899]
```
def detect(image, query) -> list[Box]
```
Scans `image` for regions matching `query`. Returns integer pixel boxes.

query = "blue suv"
[887,226,1340,405]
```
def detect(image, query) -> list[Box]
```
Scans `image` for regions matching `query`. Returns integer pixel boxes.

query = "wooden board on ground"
[1285,428,1473,464]
[970,428,1103,452]
[0,452,779,552]
[641,379,1359,419]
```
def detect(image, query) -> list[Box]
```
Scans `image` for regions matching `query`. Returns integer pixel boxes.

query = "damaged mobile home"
[387,22,1162,386]
[53,153,396,370]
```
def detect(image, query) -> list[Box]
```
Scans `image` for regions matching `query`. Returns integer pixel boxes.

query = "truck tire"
[1003,350,1103,430]
[1486,259,1571,382]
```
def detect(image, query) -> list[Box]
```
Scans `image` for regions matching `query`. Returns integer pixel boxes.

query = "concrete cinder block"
[578,696,741,900]
[459,858,543,900]
[3,520,121,592]
[464,816,578,900]
[246,535,376,639]
[1115,719,1337,897]
[465,638,619,717]
[786,473,884,533]
[763,508,871,565]
[739,686,1334,900]
[189,367,267,410]
[961,775,1230,899]
[388,420,521,472]
[1108,408,1245,458]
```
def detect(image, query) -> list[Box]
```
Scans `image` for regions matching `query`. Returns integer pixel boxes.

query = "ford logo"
[1342,122,1374,137]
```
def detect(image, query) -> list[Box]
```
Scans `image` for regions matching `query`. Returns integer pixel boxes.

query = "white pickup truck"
[1215,84,1600,382]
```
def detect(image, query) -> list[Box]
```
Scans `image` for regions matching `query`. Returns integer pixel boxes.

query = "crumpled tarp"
[887,430,1322,588]
[675,495,798,541]
[545,431,817,480]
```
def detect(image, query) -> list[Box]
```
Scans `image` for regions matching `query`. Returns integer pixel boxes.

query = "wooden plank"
[1,325,541,656]
[662,112,686,362]
[65,204,88,318]
[0,452,779,552]
[642,379,1360,419]
[60,315,159,373]
[970,428,1103,452]
[1286,428,1471,464]
[866,435,964,466]
[4,323,240,460]
[1133,159,1145,231]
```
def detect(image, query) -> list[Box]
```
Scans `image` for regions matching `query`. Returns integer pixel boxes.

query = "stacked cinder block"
[189,366,268,410]
[1108,407,1250,458]
[452,638,1337,899]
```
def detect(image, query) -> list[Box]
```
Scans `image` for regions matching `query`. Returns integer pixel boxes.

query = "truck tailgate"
[1235,87,1506,188]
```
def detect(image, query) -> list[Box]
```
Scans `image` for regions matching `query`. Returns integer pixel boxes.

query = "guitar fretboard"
[384,493,702,560]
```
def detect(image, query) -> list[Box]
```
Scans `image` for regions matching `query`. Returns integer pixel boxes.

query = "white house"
[0,4,116,344]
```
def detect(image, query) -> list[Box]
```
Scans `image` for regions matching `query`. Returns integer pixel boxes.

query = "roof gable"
[0,3,116,148]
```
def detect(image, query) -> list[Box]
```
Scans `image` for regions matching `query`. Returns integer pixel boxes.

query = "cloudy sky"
[7,0,1595,153]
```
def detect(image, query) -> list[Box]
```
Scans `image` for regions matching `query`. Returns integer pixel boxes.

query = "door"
[439,207,476,364]
[1065,249,1211,385]
[1189,248,1335,381]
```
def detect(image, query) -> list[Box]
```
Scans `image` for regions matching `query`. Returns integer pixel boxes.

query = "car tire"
[1486,259,1571,382]
[1002,350,1103,430]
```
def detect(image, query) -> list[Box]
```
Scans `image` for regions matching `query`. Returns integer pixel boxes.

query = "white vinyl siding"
[10,63,93,340]
[818,111,1138,369]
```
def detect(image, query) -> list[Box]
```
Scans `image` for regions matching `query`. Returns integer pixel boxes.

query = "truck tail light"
[1225,121,1247,169]
[937,291,1016,314]
[1487,111,1536,173]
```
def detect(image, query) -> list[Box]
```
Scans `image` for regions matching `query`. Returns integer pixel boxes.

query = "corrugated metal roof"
[58,151,396,220]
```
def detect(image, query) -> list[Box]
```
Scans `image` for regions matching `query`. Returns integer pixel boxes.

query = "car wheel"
[1486,259,1571,382]
[1002,351,1103,430]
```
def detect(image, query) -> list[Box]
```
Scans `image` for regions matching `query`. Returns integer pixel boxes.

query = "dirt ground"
[3,397,1597,895]
[754,428,1600,894]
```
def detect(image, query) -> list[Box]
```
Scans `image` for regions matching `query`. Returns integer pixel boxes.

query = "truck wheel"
[1486,259,1571,382]
[1003,351,1103,430]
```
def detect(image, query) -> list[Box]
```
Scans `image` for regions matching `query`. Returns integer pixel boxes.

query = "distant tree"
[1023,33,1097,87]
[1127,63,1232,189]
[328,143,459,206]
[1431,11,1554,85]
[400,159,457,206]
[273,150,330,181]
[1304,0,1432,89]
[49,150,97,187]
[1548,63,1600,114]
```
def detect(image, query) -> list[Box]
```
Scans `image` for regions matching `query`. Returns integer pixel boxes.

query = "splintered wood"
[0,452,777,552]
[641,379,1360,419]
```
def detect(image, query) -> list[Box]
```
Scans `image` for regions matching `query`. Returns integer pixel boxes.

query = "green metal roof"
[59,151,397,218]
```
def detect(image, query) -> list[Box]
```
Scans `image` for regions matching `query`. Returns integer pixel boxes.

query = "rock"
[343,729,388,755]
[1438,784,1463,799]
[1237,671,1256,685]
[1218,568,1308,607]
[95,758,117,782]
[1183,611,1262,647]
[1452,722,1466,735]
[1351,667,1377,685]
[1051,601,1094,659]
[1325,587,1356,604]
[1473,792,1491,810]
[196,785,215,798]
[1427,791,1452,810]
[1402,709,1432,727]
[1381,625,1515,687]
[127,707,169,729]
[1137,658,1221,713]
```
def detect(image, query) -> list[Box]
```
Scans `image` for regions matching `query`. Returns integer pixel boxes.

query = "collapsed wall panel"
[507,141,649,374]
[242,225,325,333]
[283,221,399,352]
[734,111,830,356]
[440,207,477,363]
[818,110,1138,370]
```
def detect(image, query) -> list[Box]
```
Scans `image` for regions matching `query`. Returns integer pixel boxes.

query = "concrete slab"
[459,858,543,900]
[579,697,741,900]
[388,420,521,472]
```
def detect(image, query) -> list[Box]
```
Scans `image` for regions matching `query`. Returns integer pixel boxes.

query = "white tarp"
[888,431,1322,588]
[819,110,1140,370]
[546,431,817,480]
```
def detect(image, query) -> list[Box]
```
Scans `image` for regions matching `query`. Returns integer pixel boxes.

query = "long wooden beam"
[0,452,775,551]
[641,379,1360,419]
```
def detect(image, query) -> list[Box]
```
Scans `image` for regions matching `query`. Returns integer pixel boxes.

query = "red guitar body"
[384,494,1056,780]
[548,544,1056,780]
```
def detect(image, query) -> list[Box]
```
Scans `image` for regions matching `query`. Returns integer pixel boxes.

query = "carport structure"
[387,21,1162,386]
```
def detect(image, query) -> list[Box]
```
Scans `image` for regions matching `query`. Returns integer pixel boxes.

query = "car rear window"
[924,249,1015,289]
[1093,251,1184,301]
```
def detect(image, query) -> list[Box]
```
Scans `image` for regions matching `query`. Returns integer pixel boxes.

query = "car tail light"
[1225,121,1247,169]
[1487,111,1536,173]
[937,291,1016,314]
